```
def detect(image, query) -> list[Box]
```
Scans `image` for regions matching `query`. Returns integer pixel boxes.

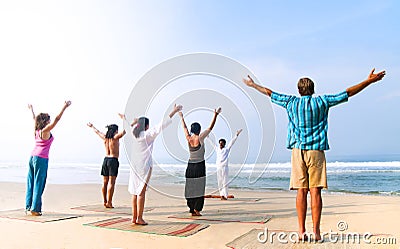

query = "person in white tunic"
[125,104,182,225]
[215,129,242,200]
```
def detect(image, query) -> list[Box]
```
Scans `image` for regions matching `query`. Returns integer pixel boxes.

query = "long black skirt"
[185,160,206,213]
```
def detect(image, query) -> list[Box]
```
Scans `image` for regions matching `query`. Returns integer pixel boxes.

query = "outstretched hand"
[236,128,243,136]
[118,113,126,120]
[368,68,386,83]
[64,100,72,107]
[215,107,222,114]
[87,122,93,128]
[28,104,35,119]
[174,104,183,113]
[243,75,255,87]
[169,104,183,118]
[130,118,139,127]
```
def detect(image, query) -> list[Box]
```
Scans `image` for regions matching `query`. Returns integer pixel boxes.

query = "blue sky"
[0,0,399,164]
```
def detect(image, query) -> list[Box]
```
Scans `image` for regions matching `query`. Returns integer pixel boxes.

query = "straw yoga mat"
[169,209,272,224]
[0,209,80,223]
[71,204,153,215]
[84,217,209,237]
[226,228,396,249]
[226,228,297,249]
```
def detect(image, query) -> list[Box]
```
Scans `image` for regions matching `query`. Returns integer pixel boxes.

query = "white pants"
[217,166,229,197]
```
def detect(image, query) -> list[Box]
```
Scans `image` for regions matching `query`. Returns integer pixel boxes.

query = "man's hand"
[242,75,272,96]
[243,75,255,87]
[368,68,386,84]
[346,68,386,97]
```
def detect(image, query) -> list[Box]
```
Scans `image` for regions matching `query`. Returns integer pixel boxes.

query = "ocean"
[1,160,399,196]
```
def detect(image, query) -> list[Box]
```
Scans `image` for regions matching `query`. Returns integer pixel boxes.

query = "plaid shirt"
[271,90,348,150]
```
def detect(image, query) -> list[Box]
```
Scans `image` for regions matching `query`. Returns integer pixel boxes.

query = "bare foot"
[105,203,114,208]
[298,232,308,242]
[221,196,228,200]
[313,232,322,242]
[135,218,148,225]
[131,217,137,224]
[192,210,202,216]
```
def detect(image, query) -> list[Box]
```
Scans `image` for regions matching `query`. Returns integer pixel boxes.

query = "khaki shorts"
[290,148,327,190]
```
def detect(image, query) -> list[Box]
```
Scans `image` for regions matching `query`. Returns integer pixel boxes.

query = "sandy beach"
[0,182,398,249]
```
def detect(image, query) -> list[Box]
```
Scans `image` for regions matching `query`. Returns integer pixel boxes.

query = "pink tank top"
[31,130,54,159]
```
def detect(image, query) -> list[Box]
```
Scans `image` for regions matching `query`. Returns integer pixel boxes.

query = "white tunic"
[128,117,172,195]
[215,135,238,197]
[215,135,238,168]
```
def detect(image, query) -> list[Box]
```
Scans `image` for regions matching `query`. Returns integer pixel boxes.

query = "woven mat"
[0,208,80,223]
[84,217,209,237]
[169,209,271,224]
[71,204,153,215]
[226,228,397,249]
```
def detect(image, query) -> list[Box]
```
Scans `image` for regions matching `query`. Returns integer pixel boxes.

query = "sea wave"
[1,160,399,197]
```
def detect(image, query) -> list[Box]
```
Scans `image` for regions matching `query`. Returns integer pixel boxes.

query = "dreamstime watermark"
[257,220,397,245]
[123,53,276,198]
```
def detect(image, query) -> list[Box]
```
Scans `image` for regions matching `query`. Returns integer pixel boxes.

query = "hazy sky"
[0,0,399,164]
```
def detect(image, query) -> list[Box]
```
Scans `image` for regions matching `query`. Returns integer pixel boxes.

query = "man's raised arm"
[242,75,272,97]
[346,68,386,97]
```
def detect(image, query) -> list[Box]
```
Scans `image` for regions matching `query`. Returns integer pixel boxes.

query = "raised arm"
[227,128,242,150]
[87,122,106,140]
[178,111,190,141]
[114,113,127,139]
[243,75,272,97]
[169,104,182,118]
[208,107,221,131]
[129,117,139,128]
[28,104,35,121]
[346,68,386,97]
[146,104,183,142]
[119,113,138,133]
[42,101,71,132]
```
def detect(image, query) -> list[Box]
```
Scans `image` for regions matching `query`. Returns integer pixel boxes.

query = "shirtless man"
[87,116,126,208]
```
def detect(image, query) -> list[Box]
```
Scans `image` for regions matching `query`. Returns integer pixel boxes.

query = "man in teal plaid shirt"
[243,68,385,241]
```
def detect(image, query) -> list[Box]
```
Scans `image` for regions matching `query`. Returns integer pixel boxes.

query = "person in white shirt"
[123,104,182,225]
[215,129,242,200]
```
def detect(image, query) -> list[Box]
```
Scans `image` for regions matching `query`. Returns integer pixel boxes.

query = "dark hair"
[35,113,50,131]
[190,122,201,135]
[219,138,226,145]
[105,124,118,139]
[133,117,149,138]
[297,77,315,96]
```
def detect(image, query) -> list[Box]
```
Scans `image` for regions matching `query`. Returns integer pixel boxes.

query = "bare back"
[188,128,211,147]
[188,135,200,147]
[104,137,120,158]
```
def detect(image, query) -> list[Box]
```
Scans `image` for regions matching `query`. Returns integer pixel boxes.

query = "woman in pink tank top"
[26,101,71,216]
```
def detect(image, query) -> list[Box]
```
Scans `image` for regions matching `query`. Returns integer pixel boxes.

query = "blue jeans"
[26,156,49,212]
